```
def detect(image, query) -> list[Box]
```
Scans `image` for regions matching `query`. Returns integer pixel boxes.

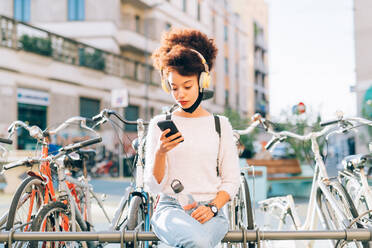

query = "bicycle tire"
[236,174,255,248]
[344,176,372,220]
[4,175,45,248]
[239,174,254,230]
[317,178,369,248]
[29,201,91,248]
[126,195,147,248]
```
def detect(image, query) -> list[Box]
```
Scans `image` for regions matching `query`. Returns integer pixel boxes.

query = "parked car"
[271,142,296,159]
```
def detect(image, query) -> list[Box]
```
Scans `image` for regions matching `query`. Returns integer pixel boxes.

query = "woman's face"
[168,70,199,109]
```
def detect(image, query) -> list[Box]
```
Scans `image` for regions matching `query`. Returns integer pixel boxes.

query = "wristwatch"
[206,203,218,217]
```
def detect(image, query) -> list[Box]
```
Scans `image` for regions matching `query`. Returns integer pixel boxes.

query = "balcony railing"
[254,34,267,51]
[254,56,267,75]
[118,14,161,41]
[0,15,160,86]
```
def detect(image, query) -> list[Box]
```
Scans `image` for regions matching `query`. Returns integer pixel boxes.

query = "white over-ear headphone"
[160,48,211,93]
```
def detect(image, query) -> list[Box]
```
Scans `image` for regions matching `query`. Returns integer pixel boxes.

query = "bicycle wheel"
[5,176,44,248]
[126,194,154,248]
[344,176,372,220]
[232,174,255,248]
[29,201,91,248]
[236,174,254,230]
[317,178,369,248]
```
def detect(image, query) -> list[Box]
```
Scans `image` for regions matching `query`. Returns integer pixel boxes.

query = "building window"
[197,1,201,21]
[235,62,239,79]
[17,103,47,150]
[68,0,85,21]
[225,89,229,107]
[235,31,239,48]
[182,0,187,12]
[165,22,172,31]
[224,25,228,41]
[124,105,139,131]
[79,97,100,127]
[135,15,141,33]
[212,79,217,104]
[14,0,30,22]
[80,97,100,119]
[236,93,240,110]
[224,57,229,74]
[212,15,216,35]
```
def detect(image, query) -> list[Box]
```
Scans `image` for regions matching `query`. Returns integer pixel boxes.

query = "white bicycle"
[256,117,368,248]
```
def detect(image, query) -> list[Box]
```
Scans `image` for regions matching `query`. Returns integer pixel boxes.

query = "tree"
[273,109,325,164]
[221,108,258,158]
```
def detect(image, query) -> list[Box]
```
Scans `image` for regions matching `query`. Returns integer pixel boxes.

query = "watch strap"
[206,203,218,217]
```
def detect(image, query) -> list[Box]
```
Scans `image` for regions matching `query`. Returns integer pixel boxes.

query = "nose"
[175,88,186,99]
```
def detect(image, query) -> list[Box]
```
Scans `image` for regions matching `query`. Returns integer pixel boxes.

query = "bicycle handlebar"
[7,121,43,140]
[265,137,280,150]
[2,158,43,171]
[233,113,263,136]
[2,136,102,172]
[0,138,12,145]
[92,109,149,129]
[320,119,340,127]
[59,137,102,153]
[46,116,97,136]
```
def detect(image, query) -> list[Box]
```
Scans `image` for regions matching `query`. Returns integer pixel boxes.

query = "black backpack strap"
[214,115,222,177]
[166,113,171,120]
[214,115,221,138]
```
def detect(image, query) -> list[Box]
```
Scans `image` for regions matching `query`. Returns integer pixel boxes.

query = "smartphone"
[157,120,183,142]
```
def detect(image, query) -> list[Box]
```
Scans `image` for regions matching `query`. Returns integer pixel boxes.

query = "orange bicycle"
[3,117,97,248]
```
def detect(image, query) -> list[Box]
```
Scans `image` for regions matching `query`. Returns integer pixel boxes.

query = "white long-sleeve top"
[144,114,240,202]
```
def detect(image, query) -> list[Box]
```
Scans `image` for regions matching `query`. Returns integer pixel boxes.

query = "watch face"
[211,206,218,214]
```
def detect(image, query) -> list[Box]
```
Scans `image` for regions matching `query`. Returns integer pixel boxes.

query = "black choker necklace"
[181,90,204,113]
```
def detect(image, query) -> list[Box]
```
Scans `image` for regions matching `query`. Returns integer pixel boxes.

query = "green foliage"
[19,34,52,56]
[275,110,324,163]
[361,101,372,139]
[221,108,257,158]
[79,48,105,71]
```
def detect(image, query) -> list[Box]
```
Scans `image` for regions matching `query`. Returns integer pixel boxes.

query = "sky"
[266,0,356,121]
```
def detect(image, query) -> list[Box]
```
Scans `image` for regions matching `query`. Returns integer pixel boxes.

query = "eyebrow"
[171,80,193,86]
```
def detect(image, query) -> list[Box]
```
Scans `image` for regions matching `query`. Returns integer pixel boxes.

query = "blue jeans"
[151,195,229,248]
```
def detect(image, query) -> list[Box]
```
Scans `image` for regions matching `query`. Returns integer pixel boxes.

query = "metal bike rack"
[1,229,372,243]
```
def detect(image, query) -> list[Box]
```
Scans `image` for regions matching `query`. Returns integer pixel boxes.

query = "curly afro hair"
[152,28,218,76]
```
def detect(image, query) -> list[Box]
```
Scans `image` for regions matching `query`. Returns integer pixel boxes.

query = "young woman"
[144,28,240,248]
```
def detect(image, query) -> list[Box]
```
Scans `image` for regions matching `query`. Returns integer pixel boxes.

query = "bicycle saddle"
[342,154,372,170]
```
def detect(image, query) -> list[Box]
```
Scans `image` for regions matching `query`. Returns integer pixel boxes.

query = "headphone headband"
[160,47,211,93]
[188,48,209,74]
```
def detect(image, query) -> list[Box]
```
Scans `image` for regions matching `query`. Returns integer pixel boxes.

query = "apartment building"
[0,0,267,149]
[231,0,269,117]
[354,0,372,152]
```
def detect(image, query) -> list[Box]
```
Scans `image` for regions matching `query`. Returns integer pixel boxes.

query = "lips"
[178,101,188,106]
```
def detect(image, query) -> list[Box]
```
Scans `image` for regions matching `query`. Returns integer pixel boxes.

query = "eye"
[185,86,192,89]
[171,87,178,91]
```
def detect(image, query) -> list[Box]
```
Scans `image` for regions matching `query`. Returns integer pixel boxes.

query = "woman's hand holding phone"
[157,129,184,155]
